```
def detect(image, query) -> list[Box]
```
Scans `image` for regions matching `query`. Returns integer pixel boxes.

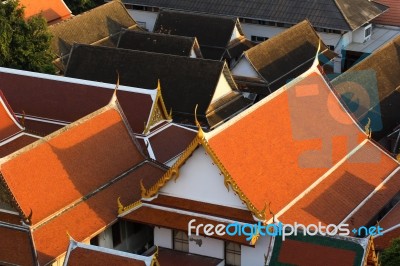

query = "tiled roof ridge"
[0,104,113,166]
[332,0,354,30]
[31,160,149,231]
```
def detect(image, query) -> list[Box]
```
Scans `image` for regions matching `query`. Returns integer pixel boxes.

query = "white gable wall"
[160,146,247,210]
[154,227,173,248]
[231,56,260,78]
[242,234,272,265]
[211,73,234,103]
[230,24,242,42]
[127,10,158,31]
[189,235,224,259]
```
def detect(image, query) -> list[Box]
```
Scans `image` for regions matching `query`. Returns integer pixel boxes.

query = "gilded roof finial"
[117,197,124,214]
[365,117,372,139]
[109,71,120,105]
[194,104,204,139]
[311,39,321,69]
[21,110,26,128]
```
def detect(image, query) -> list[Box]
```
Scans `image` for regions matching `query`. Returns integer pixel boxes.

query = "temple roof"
[20,0,72,24]
[49,1,140,57]
[117,30,201,57]
[374,201,400,250]
[268,233,369,266]
[153,9,245,60]
[121,0,387,31]
[0,91,24,142]
[206,65,366,220]
[63,238,156,265]
[0,222,37,266]
[65,45,252,128]
[240,20,336,94]
[332,35,400,141]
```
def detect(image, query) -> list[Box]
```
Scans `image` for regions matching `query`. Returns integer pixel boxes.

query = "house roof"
[117,29,199,57]
[332,35,400,141]
[65,44,249,128]
[33,161,166,265]
[279,140,400,226]
[374,201,400,250]
[157,248,223,266]
[0,90,40,157]
[139,123,197,164]
[0,67,159,135]
[64,238,155,266]
[0,91,24,142]
[242,20,336,93]
[154,9,242,48]
[20,0,72,24]
[0,222,37,266]
[120,198,253,246]
[49,1,140,57]
[268,234,368,266]
[205,67,366,220]
[373,0,400,26]
[0,104,145,225]
[121,0,387,31]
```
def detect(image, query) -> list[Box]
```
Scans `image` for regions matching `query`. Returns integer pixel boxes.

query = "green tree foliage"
[64,0,103,14]
[0,0,55,74]
[381,238,400,266]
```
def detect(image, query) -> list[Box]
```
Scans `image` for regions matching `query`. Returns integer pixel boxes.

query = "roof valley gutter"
[31,160,149,231]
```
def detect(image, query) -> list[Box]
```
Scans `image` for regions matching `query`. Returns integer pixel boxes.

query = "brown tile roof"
[269,234,366,266]
[374,201,400,250]
[279,140,400,226]
[147,194,255,223]
[0,91,23,142]
[49,1,140,57]
[64,238,155,266]
[244,20,336,93]
[20,0,72,24]
[147,124,197,163]
[158,248,222,266]
[0,69,155,135]
[0,106,145,225]
[374,0,400,26]
[121,204,252,246]
[33,161,166,265]
[207,69,365,220]
[0,222,37,266]
[0,133,39,158]
[346,169,400,229]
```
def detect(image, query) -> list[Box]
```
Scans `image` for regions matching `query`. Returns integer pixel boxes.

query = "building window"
[251,35,268,43]
[90,236,99,246]
[328,45,335,51]
[225,242,241,266]
[137,21,147,29]
[365,27,371,38]
[173,230,189,252]
[124,4,133,9]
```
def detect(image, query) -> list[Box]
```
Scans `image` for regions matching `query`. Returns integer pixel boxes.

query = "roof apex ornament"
[365,117,372,139]
[109,71,120,105]
[194,104,204,139]
[117,197,124,214]
[25,208,33,225]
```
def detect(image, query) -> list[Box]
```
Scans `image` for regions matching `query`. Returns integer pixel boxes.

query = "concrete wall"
[189,235,224,259]
[127,10,158,31]
[154,227,173,249]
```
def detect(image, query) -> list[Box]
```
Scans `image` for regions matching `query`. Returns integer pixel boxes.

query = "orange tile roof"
[20,0,72,24]
[374,201,400,250]
[380,201,400,229]
[0,91,23,142]
[158,248,222,266]
[32,162,166,265]
[279,141,399,225]
[0,106,145,225]
[207,69,366,219]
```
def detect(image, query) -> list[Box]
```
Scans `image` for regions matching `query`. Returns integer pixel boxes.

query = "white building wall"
[242,235,272,266]
[189,235,224,259]
[211,73,234,102]
[231,56,260,78]
[154,227,173,248]
[240,23,285,40]
[98,227,113,249]
[127,10,158,31]
[160,147,247,210]
[190,48,197,58]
